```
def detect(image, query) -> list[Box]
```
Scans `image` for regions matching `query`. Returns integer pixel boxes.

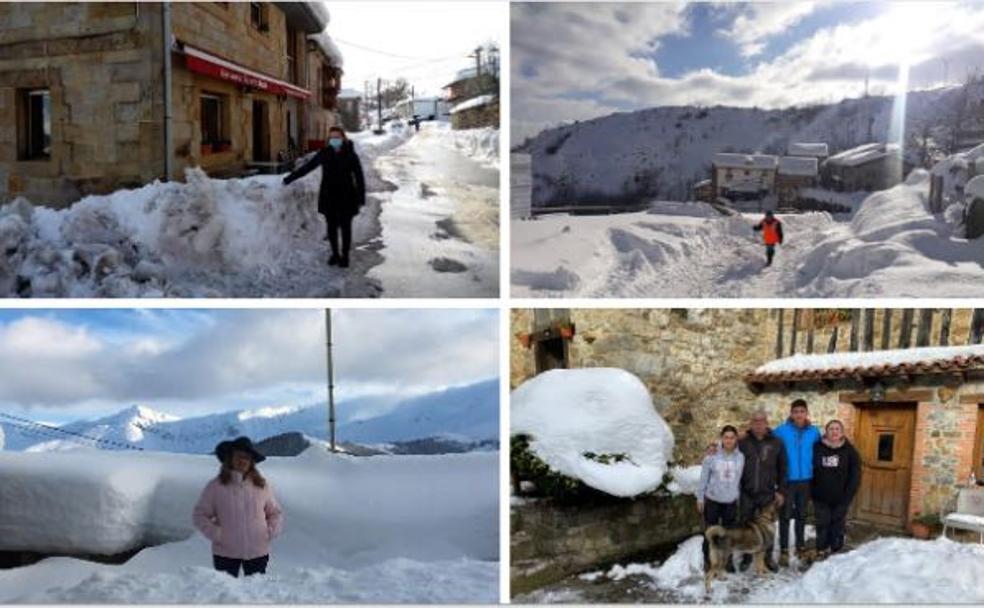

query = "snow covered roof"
[337,88,361,99]
[511,368,675,497]
[746,344,984,385]
[307,31,344,67]
[778,156,818,177]
[450,94,497,115]
[826,142,901,168]
[788,142,829,157]
[692,179,711,188]
[712,153,778,170]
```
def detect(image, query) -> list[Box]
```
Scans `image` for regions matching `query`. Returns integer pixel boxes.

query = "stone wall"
[0,2,164,205]
[452,100,499,130]
[511,308,779,464]
[511,493,701,595]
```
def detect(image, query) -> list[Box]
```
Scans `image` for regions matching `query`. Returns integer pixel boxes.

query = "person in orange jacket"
[753,210,784,267]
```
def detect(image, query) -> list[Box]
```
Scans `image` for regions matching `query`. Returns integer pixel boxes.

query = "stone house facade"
[821,142,906,192]
[512,308,984,532]
[0,2,341,207]
[710,153,778,201]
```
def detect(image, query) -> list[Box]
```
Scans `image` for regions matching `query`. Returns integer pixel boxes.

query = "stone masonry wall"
[0,2,164,206]
[510,493,701,595]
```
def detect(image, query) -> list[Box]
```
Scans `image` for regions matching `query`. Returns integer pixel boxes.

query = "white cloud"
[0,310,498,413]
[513,1,984,138]
[717,2,820,58]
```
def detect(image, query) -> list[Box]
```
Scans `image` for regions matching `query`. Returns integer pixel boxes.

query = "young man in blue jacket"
[772,399,821,567]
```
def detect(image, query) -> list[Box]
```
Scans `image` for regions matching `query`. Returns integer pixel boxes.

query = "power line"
[0,412,144,451]
[332,36,457,62]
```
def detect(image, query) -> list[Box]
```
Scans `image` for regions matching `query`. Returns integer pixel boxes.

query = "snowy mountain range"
[0,378,498,453]
[527,86,974,206]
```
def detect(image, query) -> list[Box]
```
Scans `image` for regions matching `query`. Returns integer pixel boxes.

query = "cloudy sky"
[0,309,498,425]
[326,1,503,97]
[513,1,984,142]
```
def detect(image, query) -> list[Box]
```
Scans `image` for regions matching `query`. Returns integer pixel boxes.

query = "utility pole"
[376,76,383,128]
[325,309,336,452]
[471,45,483,77]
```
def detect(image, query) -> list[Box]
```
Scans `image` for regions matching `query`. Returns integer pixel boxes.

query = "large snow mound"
[511,368,674,497]
[750,537,984,603]
[433,123,499,169]
[0,130,409,298]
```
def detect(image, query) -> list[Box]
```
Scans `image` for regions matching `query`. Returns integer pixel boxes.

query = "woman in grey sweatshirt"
[698,425,745,569]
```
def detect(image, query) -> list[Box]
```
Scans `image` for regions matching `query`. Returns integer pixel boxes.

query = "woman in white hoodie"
[698,425,745,570]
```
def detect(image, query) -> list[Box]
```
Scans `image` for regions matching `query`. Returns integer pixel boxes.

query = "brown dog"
[704,502,779,591]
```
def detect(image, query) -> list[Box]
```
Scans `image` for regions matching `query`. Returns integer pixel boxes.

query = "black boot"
[328,254,340,266]
[339,255,350,268]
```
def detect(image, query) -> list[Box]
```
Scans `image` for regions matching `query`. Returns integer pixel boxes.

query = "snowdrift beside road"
[0,130,410,298]
[511,368,674,497]
[433,124,500,169]
[0,448,498,602]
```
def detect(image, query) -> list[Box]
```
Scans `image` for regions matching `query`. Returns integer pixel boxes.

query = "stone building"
[710,153,778,202]
[821,142,906,192]
[775,156,818,206]
[0,1,342,207]
[449,94,498,130]
[335,88,361,133]
[512,308,984,532]
[303,31,343,151]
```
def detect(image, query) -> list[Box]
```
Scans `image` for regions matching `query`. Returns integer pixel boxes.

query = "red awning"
[179,43,310,100]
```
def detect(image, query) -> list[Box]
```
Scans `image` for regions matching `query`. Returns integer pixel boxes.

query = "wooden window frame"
[250,2,269,32]
[200,92,229,155]
[18,88,51,161]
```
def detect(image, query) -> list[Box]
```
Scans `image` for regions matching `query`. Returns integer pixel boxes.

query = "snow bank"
[931,142,984,201]
[666,464,702,495]
[750,537,984,603]
[756,344,984,375]
[511,368,674,497]
[432,123,499,169]
[967,174,984,201]
[0,448,498,602]
[0,130,409,298]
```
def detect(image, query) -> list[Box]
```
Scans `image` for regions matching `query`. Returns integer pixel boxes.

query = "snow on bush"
[511,368,674,497]
[0,130,409,298]
[0,448,498,602]
[750,537,984,603]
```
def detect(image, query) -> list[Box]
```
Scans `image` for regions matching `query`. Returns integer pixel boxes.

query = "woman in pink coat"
[193,436,284,577]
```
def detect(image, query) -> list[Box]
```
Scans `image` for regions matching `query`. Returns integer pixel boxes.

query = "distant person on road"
[193,436,284,578]
[283,125,366,268]
[752,210,784,267]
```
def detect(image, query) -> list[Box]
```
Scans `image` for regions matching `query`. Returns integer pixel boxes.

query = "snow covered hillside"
[2,379,499,453]
[0,448,498,603]
[528,87,959,207]
[512,368,674,497]
[512,170,984,298]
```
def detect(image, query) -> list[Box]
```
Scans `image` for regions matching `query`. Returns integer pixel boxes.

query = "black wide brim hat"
[214,436,266,464]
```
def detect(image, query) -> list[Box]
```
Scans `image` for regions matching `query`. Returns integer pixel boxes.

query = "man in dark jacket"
[738,409,787,572]
[282,125,366,268]
[811,420,861,560]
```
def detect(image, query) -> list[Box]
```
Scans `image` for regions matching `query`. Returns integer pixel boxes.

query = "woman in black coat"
[282,126,366,268]
[811,419,861,559]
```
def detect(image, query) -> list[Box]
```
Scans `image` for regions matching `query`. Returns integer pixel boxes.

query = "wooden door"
[852,403,916,528]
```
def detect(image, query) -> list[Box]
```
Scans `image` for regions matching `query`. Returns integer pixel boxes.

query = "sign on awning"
[179,43,311,100]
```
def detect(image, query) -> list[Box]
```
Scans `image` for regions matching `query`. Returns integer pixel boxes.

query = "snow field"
[0,448,498,602]
[511,368,674,497]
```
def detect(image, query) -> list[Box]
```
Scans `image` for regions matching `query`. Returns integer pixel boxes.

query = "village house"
[335,88,362,132]
[788,142,829,162]
[303,31,343,151]
[775,156,819,206]
[0,1,343,207]
[691,178,713,203]
[512,308,984,533]
[395,96,448,122]
[821,142,906,192]
[443,64,498,130]
[710,153,778,202]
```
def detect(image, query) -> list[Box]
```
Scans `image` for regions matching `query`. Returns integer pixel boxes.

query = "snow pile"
[0,448,498,603]
[666,464,702,495]
[750,537,984,603]
[755,344,984,376]
[931,142,984,202]
[967,174,984,201]
[511,368,674,497]
[434,124,500,169]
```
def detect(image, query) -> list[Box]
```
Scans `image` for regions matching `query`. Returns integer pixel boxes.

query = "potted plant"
[910,512,942,539]
[516,332,532,349]
[558,322,575,340]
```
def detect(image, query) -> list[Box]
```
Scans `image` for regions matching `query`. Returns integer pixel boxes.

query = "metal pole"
[376,77,383,128]
[325,309,336,452]
[162,2,173,181]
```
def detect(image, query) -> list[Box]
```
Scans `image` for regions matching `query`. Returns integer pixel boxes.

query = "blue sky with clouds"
[512,1,984,141]
[0,309,498,425]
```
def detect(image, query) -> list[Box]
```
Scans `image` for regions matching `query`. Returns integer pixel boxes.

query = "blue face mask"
[328,137,343,150]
